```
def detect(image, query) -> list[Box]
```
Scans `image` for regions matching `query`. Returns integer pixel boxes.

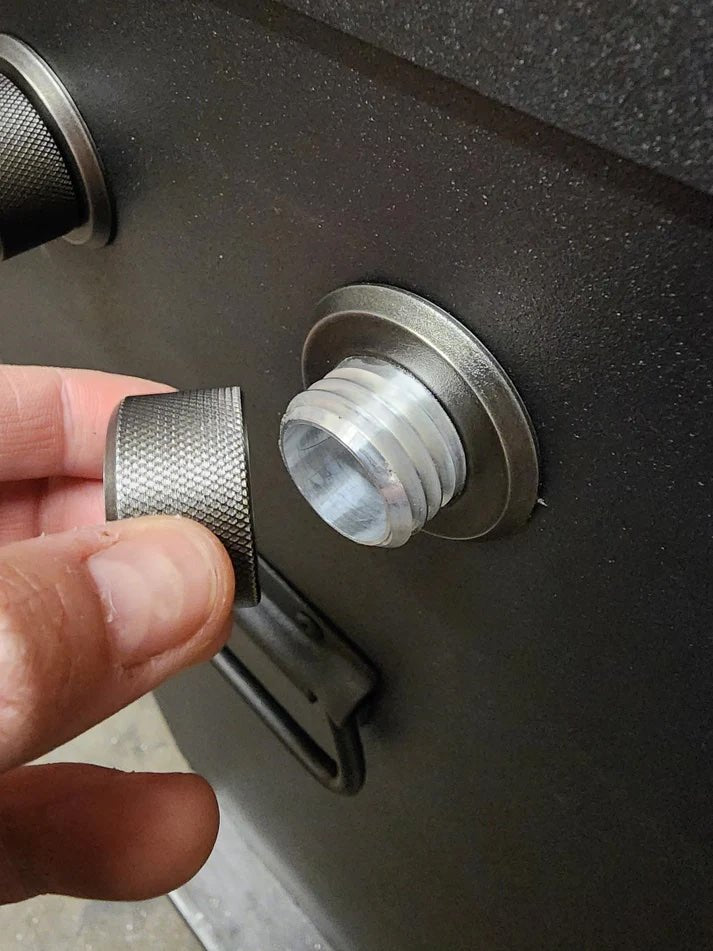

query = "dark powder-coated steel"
[0,2,711,949]
[282,0,713,195]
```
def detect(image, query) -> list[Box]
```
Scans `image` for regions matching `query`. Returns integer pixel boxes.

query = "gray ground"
[0,695,202,951]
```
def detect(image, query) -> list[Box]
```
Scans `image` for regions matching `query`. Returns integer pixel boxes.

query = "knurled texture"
[109,388,259,607]
[0,72,79,258]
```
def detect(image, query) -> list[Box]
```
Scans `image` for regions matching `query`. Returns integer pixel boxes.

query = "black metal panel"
[0,1,711,949]
[282,0,713,195]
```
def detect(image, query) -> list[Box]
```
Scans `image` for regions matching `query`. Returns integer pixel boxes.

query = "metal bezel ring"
[0,33,112,248]
[302,284,540,541]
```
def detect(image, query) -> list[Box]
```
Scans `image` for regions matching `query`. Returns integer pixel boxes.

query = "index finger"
[0,366,173,481]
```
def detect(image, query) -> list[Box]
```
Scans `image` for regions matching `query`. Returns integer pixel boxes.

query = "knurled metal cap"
[0,34,112,257]
[104,387,259,608]
[0,71,79,258]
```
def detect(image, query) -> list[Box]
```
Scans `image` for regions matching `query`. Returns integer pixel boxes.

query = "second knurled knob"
[0,34,111,260]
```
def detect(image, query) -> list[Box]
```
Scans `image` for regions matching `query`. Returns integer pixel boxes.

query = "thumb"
[0,516,234,772]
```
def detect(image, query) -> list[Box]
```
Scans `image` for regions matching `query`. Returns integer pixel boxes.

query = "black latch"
[213,560,378,795]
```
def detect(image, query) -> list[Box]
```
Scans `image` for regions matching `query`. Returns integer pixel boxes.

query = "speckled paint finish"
[282,0,713,194]
[0,1,711,949]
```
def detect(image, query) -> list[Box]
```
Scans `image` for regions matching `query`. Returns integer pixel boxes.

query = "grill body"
[1,3,711,949]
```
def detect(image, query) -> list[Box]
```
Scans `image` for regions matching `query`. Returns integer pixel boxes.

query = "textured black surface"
[0,72,78,258]
[283,0,713,195]
[0,1,711,949]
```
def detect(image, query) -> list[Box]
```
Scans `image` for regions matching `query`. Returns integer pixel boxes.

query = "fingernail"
[87,520,220,663]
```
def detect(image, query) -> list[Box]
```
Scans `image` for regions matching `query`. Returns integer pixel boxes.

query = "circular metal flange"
[302,284,539,541]
[0,34,112,248]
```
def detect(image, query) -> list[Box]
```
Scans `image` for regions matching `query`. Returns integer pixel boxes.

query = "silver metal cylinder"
[104,387,260,607]
[280,356,467,548]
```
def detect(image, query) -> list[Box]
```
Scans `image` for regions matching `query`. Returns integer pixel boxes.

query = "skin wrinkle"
[59,532,126,671]
[1,369,23,428]
[0,482,36,546]
[0,528,121,766]
[52,566,84,722]
[0,620,32,756]
[0,367,171,484]
[0,369,58,475]
[0,560,65,759]
[38,477,105,537]
[0,477,105,544]
[54,368,76,478]
[77,555,124,679]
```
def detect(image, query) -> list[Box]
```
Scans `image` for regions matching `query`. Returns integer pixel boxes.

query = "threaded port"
[280,356,467,548]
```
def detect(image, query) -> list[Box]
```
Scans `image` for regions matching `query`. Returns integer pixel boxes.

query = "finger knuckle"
[0,566,63,763]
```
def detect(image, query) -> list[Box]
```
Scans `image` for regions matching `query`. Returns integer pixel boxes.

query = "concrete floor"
[0,695,203,951]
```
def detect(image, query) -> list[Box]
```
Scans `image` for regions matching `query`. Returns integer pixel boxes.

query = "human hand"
[0,366,235,905]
